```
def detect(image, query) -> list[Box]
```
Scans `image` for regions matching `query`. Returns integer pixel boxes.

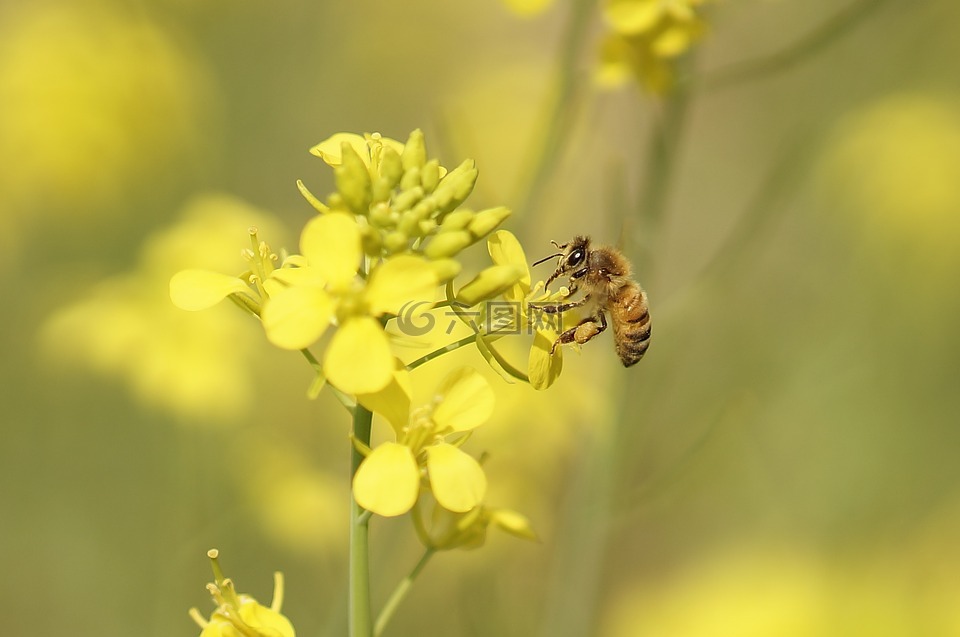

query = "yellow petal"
[432,367,495,432]
[323,317,394,394]
[309,133,369,166]
[488,230,531,291]
[169,269,249,311]
[261,286,334,350]
[426,443,487,513]
[528,328,563,390]
[356,362,411,434]
[365,255,438,316]
[237,601,296,637]
[353,442,419,517]
[300,213,361,288]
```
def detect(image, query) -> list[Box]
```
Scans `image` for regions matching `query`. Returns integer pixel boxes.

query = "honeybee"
[531,236,651,367]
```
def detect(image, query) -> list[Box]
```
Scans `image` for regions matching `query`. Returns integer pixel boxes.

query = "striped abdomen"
[611,283,651,367]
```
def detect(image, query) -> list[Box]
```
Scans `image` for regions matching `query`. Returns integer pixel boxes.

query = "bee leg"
[550,311,608,355]
[531,294,591,315]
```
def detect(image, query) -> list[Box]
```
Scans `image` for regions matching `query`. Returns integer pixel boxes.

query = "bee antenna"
[532,252,562,268]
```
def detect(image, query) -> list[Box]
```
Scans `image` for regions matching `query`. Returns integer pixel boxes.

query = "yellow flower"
[352,368,494,517]
[262,214,439,394]
[190,550,295,637]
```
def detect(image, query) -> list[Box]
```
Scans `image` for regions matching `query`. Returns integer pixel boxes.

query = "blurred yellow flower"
[819,93,960,266]
[602,548,830,637]
[190,550,295,637]
[0,4,208,220]
[353,368,494,517]
[41,194,285,424]
[231,434,348,556]
[598,0,708,93]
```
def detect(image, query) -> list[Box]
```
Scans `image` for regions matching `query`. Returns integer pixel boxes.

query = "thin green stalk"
[373,549,436,637]
[404,333,478,371]
[518,0,595,233]
[537,423,617,637]
[698,0,890,93]
[350,405,374,637]
[634,88,691,275]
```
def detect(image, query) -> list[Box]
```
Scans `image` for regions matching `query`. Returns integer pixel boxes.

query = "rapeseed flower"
[189,550,295,637]
[172,130,516,396]
[352,368,494,517]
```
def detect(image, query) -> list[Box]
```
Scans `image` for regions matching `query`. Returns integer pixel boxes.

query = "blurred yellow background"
[3,0,960,635]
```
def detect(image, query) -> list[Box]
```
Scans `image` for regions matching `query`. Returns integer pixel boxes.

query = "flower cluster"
[597,0,709,93]
[171,131,517,396]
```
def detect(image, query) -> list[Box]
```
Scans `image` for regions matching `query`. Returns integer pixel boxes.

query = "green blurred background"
[3,0,960,635]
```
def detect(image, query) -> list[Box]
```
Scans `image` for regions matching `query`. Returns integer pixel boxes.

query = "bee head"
[533,236,591,289]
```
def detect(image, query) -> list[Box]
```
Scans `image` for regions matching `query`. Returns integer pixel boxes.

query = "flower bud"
[369,202,394,228]
[432,159,478,215]
[440,209,475,232]
[468,206,512,238]
[427,258,462,283]
[383,230,408,254]
[372,176,394,204]
[400,166,421,192]
[418,218,438,236]
[421,159,441,193]
[456,265,526,306]
[401,128,427,171]
[424,230,472,259]
[335,142,372,214]
[393,186,424,213]
[379,146,404,186]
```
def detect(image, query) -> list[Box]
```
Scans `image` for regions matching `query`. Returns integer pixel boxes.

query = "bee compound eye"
[568,249,585,267]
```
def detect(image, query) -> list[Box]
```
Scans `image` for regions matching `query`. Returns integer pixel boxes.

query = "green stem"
[698,0,890,93]
[373,549,436,637]
[634,88,691,275]
[518,0,594,232]
[404,333,477,371]
[349,405,374,637]
[538,424,617,637]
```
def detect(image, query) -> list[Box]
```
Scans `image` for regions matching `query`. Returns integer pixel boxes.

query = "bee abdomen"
[614,289,651,367]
